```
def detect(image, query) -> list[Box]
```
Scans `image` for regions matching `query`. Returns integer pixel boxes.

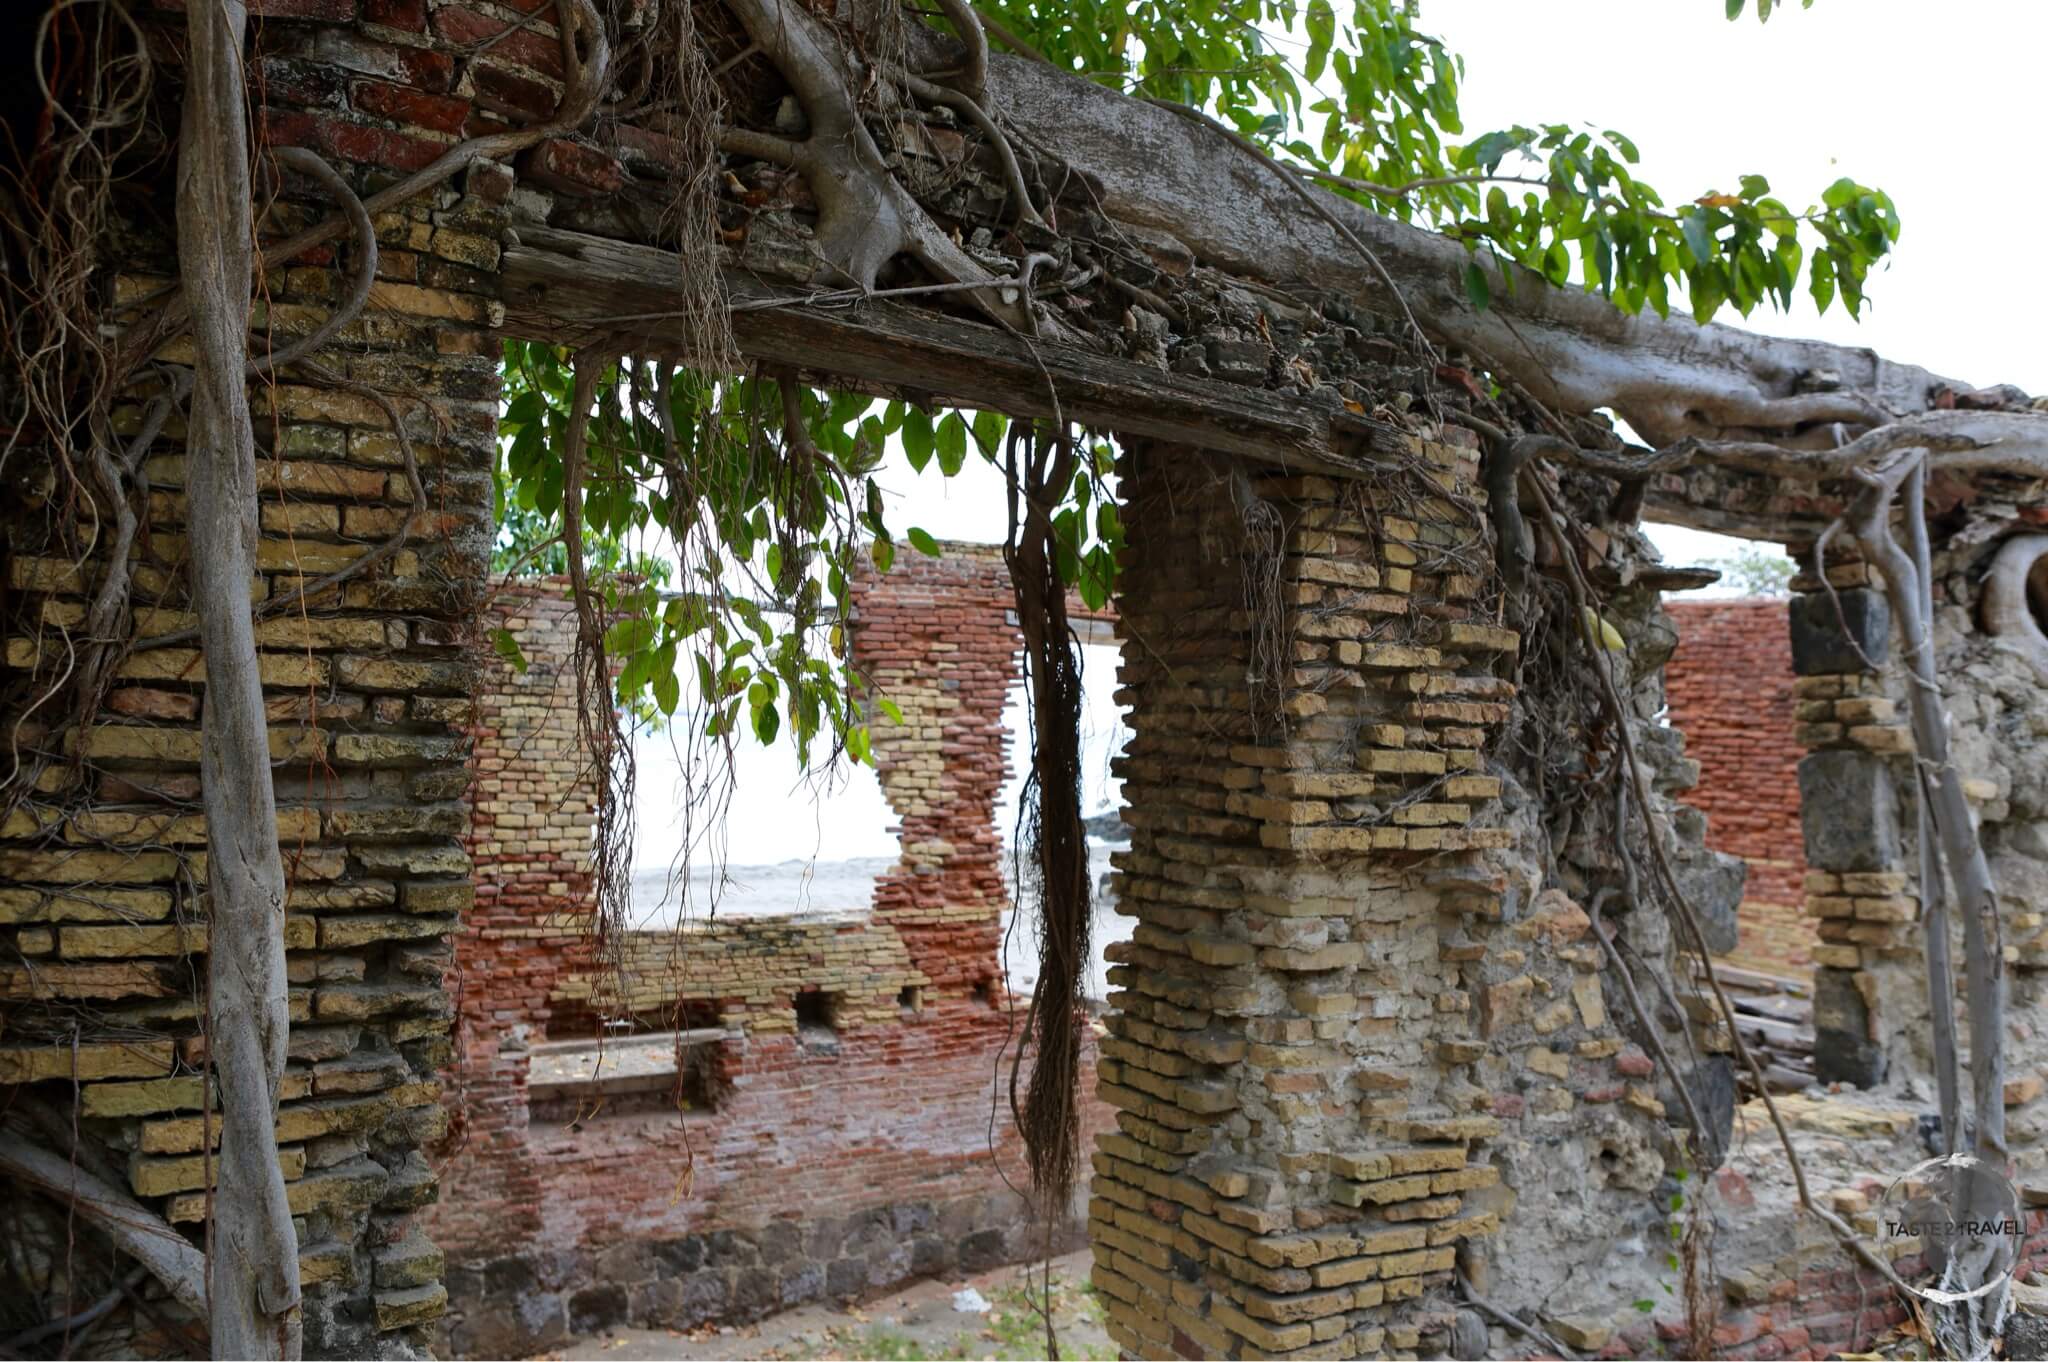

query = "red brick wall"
[430,565,1113,1355]
[849,543,1118,1000]
[1663,599,1813,975]
[848,546,1020,1000]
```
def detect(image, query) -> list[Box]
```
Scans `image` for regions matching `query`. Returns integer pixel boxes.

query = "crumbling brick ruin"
[429,556,1112,1356]
[6,2,2048,1359]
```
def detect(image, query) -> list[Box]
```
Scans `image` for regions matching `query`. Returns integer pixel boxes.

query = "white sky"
[634,0,2048,883]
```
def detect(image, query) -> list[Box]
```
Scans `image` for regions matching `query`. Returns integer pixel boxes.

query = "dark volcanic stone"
[1790,588,1889,674]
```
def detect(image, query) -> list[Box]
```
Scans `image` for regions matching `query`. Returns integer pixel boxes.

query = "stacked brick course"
[0,171,506,1356]
[1783,548,2048,1143]
[847,544,1020,1001]
[1779,563,1924,1088]
[1089,436,1685,1359]
[0,3,556,1349]
[1663,599,1813,976]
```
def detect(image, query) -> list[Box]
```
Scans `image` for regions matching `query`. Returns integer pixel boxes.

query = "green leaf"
[489,627,529,675]
[1809,250,1837,313]
[653,668,680,717]
[903,407,935,472]
[1634,1300,1656,1314]
[908,527,943,557]
[1462,260,1491,311]
[604,616,655,656]
[1304,0,1335,81]
[971,408,1007,461]
[1680,210,1716,264]
[1462,129,1519,172]
[935,412,968,476]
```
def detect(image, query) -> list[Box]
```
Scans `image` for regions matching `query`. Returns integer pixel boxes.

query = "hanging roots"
[1230,467,1287,736]
[643,0,736,372]
[560,352,637,1003]
[1005,421,1089,1215]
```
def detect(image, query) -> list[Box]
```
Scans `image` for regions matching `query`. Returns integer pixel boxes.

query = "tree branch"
[1144,98,1439,365]
[177,3,301,1352]
[722,0,1038,332]
[973,6,1046,64]
[717,125,805,170]
[246,148,377,376]
[1502,408,2048,492]
[117,0,610,381]
[1299,165,1550,202]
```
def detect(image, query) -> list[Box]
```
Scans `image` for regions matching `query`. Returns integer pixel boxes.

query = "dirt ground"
[547,1248,1110,1362]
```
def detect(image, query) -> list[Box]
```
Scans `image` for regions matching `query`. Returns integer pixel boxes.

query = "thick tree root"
[978,54,2023,450]
[0,1131,208,1319]
[1982,533,2048,682]
[719,0,1043,334]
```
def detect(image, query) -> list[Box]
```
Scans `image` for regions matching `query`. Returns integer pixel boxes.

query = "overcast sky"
[633,2,2048,894]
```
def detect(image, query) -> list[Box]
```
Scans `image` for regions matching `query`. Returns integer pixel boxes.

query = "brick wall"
[1613,1208,2048,1360]
[848,545,1019,1001]
[429,558,1114,1357]
[1664,599,1814,976]
[0,85,506,1361]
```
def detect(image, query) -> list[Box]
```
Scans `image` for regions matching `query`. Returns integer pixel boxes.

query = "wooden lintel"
[498,226,1408,475]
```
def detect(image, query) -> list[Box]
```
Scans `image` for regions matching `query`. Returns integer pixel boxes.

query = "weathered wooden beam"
[499,225,1408,474]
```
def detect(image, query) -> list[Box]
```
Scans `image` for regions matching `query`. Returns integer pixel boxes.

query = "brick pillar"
[1786,562,1918,1087]
[1091,437,1523,1359]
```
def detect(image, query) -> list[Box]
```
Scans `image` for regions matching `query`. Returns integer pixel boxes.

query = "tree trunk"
[1846,463,2008,1338]
[176,1,302,1356]
[1904,463,1963,1156]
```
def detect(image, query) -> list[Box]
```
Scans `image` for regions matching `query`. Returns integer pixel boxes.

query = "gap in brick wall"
[526,999,728,1125]
[627,694,897,927]
[997,640,1132,1004]
[1656,557,1816,985]
[622,628,1136,1003]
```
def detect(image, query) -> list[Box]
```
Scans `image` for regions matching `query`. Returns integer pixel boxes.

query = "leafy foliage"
[1698,544,1794,597]
[1728,0,1814,19]
[492,0,1876,771]
[493,344,1121,761]
[972,0,1890,322]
